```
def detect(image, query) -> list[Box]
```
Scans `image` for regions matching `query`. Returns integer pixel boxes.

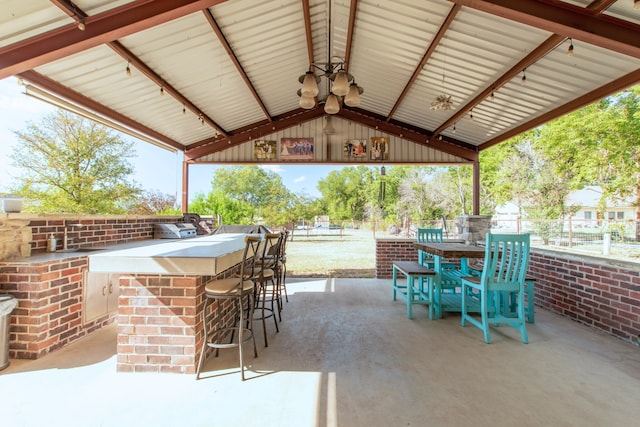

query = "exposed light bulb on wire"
[160,86,164,96]
[567,38,574,57]
[521,69,527,85]
[126,62,131,76]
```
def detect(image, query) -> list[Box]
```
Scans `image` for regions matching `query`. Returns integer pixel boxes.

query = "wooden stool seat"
[392,261,436,320]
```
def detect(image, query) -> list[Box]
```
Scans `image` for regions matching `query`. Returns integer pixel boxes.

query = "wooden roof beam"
[433,0,621,136]
[338,108,478,162]
[48,1,227,137]
[343,0,358,71]
[18,70,184,151]
[0,0,230,80]
[203,9,272,123]
[386,4,460,122]
[479,68,640,151]
[449,0,640,59]
[184,107,326,160]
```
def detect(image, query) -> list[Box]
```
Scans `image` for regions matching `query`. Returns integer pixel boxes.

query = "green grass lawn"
[285,229,377,278]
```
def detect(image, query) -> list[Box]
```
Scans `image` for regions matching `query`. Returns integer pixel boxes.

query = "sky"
[0,77,339,202]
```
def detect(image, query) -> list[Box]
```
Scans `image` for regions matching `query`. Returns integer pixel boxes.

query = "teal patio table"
[414,242,485,317]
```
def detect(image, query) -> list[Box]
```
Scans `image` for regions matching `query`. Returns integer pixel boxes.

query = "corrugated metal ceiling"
[0,0,638,163]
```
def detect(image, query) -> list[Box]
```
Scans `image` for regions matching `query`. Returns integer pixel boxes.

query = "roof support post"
[182,161,189,214]
[473,160,480,216]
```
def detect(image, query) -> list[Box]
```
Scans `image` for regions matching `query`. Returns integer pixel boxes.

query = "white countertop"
[88,233,248,275]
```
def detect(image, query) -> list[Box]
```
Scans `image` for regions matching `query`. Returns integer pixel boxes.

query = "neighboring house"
[494,186,637,227]
[566,186,636,223]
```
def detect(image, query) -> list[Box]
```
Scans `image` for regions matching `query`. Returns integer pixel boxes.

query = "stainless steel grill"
[154,223,198,239]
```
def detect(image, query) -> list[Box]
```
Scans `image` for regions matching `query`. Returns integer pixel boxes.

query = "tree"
[128,190,180,215]
[10,110,141,213]
[317,166,372,220]
[191,166,294,225]
[189,190,254,224]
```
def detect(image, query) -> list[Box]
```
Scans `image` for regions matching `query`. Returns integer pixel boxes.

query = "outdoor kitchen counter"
[88,233,247,276]
[84,232,251,374]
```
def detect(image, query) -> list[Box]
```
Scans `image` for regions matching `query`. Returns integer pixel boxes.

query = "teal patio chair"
[417,228,443,268]
[460,233,530,344]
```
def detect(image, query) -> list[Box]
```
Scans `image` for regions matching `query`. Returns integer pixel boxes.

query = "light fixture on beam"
[297,0,363,114]
[297,56,364,114]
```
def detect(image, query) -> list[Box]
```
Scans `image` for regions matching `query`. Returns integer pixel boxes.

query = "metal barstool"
[196,235,260,380]
[252,233,280,347]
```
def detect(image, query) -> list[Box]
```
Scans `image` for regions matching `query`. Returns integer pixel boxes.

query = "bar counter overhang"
[88,233,249,374]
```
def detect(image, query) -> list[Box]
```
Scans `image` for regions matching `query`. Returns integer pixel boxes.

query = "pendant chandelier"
[297,0,363,114]
[298,57,364,114]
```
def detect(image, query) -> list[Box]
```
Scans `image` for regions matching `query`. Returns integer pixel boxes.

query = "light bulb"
[301,72,319,97]
[344,83,361,107]
[567,39,574,57]
[299,94,315,109]
[324,94,340,114]
[331,70,350,96]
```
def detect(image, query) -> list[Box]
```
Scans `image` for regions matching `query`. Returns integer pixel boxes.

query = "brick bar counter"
[89,234,247,374]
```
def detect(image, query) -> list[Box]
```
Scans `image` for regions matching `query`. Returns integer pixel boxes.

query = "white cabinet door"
[107,274,120,313]
[83,272,120,323]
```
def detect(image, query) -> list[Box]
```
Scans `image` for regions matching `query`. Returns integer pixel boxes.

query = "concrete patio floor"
[1,278,640,427]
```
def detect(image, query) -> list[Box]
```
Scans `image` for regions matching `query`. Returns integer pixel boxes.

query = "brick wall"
[116,266,238,374]
[27,215,181,254]
[0,214,181,358]
[529,249,640,344]
[0,255,114,359]
[375,238,419,278]
[375,238,640,345]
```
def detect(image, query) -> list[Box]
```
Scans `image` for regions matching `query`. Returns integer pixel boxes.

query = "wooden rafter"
[184,107,326,160]
[433,0,623,137]
[18,70,184,151]
[48,0,227,137]
[450,0,640,59]
[0,0,230,80]
[386,3,460,122]
[202,9,272,122]
[107,41,227,137]
[343,0,358,71]
[479,68,640,151]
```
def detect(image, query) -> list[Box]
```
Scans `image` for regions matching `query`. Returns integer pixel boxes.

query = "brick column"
[116,267,238,374]
[117,275,203,374]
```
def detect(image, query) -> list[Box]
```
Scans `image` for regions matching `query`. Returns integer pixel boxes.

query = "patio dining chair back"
[417,228,443,268]
[460,233,531,344]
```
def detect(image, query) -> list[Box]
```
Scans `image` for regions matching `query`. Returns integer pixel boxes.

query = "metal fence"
[279,217,640,262]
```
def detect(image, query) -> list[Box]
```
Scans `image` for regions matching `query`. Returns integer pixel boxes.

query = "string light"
[567,38,574,57]
[160,86,164,96]
[469,109,474,121]
[453,123,456,134]
[182,104,186,114]
[126,61,131,76]
[521,68,527,85]
[76,19,85,31]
